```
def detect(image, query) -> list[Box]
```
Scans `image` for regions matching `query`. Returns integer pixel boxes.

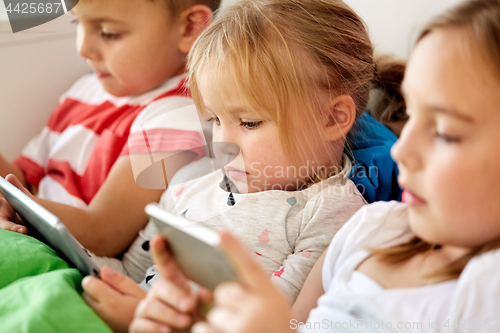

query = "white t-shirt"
[300,201,500,333]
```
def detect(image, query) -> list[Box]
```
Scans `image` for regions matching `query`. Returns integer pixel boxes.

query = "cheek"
[427,155,468,214]
[426,150,499,232]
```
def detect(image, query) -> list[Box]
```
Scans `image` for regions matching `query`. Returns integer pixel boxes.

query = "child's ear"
[323,95,356,142]
[178,5,214,54]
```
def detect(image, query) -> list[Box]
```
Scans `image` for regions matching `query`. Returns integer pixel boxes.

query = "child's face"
[392,29,500,249]
[72,0,186,97]
[199,77,309,194]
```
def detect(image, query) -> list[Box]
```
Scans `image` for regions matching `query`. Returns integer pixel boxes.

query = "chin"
[408,211,440,243]
[100,81,137,97]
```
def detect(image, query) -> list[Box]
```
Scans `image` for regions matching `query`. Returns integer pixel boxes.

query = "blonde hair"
[187,0,375,173]
[371,0,500,282]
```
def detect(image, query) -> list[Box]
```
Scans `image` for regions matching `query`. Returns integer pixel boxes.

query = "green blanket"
[0,230,112,333]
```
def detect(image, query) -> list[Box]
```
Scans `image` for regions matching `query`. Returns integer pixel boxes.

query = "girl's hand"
[82,266,147,333]
[130,236,213,333]
[192,231,294,333]
[0,174,29,234]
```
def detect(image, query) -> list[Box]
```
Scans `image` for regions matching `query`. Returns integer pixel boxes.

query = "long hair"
[371,0,500,282]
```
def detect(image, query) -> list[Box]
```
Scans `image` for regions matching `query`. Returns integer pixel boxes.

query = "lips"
[94,71,111,79]
[225,166,249,178]
[402,189,427,206]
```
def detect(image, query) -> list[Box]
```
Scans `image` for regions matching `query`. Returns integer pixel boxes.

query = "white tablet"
[146,203,237,290]
[0,176,100,277]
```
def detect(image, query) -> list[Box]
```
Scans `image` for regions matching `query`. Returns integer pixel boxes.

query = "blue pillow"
[347,112,402,202]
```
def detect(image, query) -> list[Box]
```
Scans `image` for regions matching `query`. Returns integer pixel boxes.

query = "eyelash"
[71,19,121,40]
[436,131,461,143]
[101,32,121,40]
[208,117,262,130]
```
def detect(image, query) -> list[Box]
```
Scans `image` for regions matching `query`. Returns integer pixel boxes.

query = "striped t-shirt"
[14,73,207,208]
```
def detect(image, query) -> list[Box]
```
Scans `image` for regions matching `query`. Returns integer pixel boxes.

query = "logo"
[3,0,78,33]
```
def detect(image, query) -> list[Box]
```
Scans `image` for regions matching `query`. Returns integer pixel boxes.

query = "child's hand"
[0,175,29,234]
[82,266,147,333]
[192,231,294,333]
[130,236,213,333]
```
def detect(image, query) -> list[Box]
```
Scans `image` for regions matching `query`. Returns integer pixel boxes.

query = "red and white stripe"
[14,73,206,207]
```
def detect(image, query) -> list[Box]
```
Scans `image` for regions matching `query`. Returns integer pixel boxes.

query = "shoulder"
[301,155,366,217]
[450,248,500,322]
[130,76,199,136]
[336,201,410,248]
[321,201,411,282]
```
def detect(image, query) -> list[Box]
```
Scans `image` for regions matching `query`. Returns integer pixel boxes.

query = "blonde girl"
[130,0,500,332]
[79,0,403,331]
[121,0,407,331]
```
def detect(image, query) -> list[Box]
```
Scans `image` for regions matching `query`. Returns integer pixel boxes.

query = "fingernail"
[102,266,115,279]
[17,227,24,234]
[81,276,91,287]
[192,323,207,333]
[178,297,191,311]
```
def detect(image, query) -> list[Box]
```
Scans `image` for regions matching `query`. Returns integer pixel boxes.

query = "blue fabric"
[347,113,402,203]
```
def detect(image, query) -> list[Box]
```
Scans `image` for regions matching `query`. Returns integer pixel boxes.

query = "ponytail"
[368,55,407,137]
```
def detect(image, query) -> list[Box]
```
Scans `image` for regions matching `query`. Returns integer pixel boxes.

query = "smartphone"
[145,203,237,290]
[0,176,100,277]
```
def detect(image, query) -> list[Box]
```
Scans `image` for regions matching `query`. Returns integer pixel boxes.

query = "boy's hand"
[130,236,213,333]
[0,174,29,235]
[192,231,294,333]
[82,266,147,333]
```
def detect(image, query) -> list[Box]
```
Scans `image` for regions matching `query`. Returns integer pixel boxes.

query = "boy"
[0,0,220,257]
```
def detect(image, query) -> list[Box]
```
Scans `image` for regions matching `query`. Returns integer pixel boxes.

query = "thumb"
[218,230,270,291]
[5,174,32,197]
[100,266,146,299]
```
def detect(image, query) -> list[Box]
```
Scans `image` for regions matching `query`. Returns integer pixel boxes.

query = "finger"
[135,297,192,329]
[0,198,15,221]
[198,286,214,304]
[5,174,32,197]
[150,235,191,290]
[0,219,27,234]
[149,278,196,312]
[206,308,240,333]
[100,266,146,299]
[218,230,269,289]
[82,291,100,310]
[82,275,120,302]
[129,318,171,333]
[213,282,246,309]
[192,322,224,333]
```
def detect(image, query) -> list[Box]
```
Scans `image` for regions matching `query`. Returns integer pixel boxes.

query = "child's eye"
[70,18,79,25]
[208,116,221,125]
[101,32,121,40]
[240,121,262,130]
[436,132,461,143]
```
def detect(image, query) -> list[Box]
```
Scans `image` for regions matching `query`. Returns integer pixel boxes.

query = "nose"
[211,123,241,164]
[391,116,423,172]
[76,25,101,62]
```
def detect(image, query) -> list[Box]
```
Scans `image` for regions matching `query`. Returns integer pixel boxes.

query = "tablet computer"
[0,176,100,277]
[146,203,237,290]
